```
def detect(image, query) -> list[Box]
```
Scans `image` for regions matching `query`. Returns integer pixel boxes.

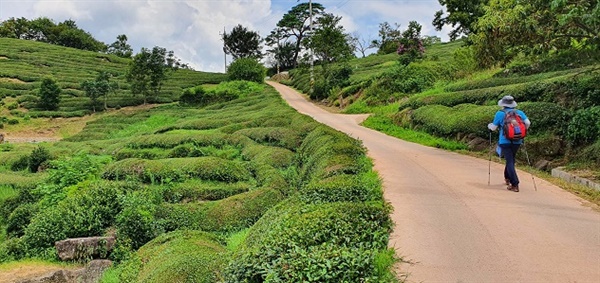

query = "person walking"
[487,95,531,192]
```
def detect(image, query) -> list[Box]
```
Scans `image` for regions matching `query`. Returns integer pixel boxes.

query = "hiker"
[487,95,531,192]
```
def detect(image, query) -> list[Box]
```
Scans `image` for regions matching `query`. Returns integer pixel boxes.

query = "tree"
[308,13,355,64]
[227,58,265,83]
[371,22,402,54]
[223,24,263,60]
[349,32,375,58]
[433,0,488,41]
[81,71,117,112]
[38,77,61,111]
[471,0,600,67]
[126,46,175,104]
[0,17,30,39]
[107,34,133,58]
[266,2,326,67]
[397,21,425,65]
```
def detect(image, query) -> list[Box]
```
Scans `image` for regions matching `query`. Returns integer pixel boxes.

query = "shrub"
[179,85,207,105]
[296,126,369,184]
[157,187,284,233]
[116,191,163,250]
[28,145,51,173]
[162,180,252,202]
[235,127,301,150]
[6,203,39,237]
[241,144,294,168]
[111,230,229,283]
[102,157,252,183]
[10,155,29,171]
[411,104,494,138]
[23,181,125,253]
[566,106,600,146]
[227,58,266,83]
[224,198,393,282]
[300,171,383,204]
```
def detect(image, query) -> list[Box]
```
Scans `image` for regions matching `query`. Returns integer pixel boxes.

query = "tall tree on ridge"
[222,24,263,60]
[266,2,325,67]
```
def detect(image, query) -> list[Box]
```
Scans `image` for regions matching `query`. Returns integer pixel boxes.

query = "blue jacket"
[491,108,529,145]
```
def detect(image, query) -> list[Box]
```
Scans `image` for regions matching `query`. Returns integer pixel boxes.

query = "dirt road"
[267,81,600,282]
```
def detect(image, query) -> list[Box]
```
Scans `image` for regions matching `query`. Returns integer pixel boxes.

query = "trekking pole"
[488,130,492,186]
[522,141,538,191]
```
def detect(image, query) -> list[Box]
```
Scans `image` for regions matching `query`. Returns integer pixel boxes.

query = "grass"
[362,114,467,151]
[226,228,249,252]
[0,185,17,201]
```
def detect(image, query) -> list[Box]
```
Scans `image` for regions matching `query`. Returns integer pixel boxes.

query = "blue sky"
[0,0,450,72]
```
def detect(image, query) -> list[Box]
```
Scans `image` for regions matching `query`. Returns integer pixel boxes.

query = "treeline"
[0,17,107,53]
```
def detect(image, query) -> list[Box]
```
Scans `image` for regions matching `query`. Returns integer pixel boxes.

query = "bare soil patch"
[0,263,81,283]
[0,77,25,84]
[1,104,160,143]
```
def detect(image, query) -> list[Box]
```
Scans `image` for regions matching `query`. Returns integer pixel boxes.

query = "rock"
[468,137,490,151]
[17,270,75,283]
[55,236,115,261]
[75,260,113,283]
[534,160,550,171]
[16,260,112,283]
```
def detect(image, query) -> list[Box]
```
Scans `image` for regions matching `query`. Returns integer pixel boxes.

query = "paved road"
[267,81,600,283]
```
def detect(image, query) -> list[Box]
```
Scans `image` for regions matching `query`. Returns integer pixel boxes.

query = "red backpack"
[502,109,527,141]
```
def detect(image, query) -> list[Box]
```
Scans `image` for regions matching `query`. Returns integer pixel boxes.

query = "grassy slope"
[339,42,600,206]
[0,38,226,115]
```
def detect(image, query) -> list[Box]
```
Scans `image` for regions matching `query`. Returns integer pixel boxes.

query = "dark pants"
[500,143,521,186]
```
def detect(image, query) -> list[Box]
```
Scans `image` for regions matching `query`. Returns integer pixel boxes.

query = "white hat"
[498,95,517,108]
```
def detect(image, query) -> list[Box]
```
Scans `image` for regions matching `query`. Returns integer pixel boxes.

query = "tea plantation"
[0,38,398,282]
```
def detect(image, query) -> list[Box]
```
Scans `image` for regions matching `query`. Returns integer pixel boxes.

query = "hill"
[0,38,226,120]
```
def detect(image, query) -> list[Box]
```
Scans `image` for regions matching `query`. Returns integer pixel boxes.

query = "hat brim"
[498,100,517,108]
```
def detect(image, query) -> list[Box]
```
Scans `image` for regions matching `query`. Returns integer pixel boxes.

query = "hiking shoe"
[507,185,519,192]
[505,179,510,185]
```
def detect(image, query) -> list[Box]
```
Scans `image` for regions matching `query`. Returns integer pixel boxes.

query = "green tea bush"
[296,126,369,184]
[225,198,393,282]
[157,187,283,233]
[241,144,294,168]
[126,132,232,149]
[235,127,301,149]
[518,102,570,135]
[300,171,382,204]
[116,190,163,249]
[411,104,493,138]
[566,106,600,146]
[247,161,289,192]
[162,179,252,202]
[6,202,39,237]
[579,141,600,166]
[10,155,29,171]
[113,148,167,161]
[23,181,124,253]
[102,157,252,183]
[111,230,228,283]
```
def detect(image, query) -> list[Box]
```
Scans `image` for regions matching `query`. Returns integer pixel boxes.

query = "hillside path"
[267,81,600,282]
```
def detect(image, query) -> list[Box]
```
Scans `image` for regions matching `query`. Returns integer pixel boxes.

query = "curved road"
[267,81,600,282]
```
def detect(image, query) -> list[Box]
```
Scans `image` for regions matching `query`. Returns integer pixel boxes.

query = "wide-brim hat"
[498,95,517,108]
